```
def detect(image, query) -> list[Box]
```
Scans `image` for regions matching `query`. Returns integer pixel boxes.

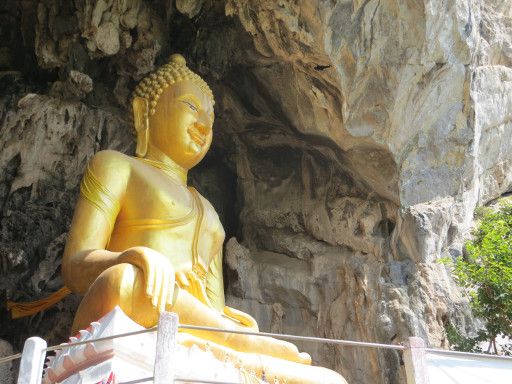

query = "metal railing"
[0,353,22,366]
[2,311,511,384]
[178,324,405,351]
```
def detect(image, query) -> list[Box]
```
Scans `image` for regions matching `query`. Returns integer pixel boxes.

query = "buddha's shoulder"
[87,150,133,182]
[193,188,221,219]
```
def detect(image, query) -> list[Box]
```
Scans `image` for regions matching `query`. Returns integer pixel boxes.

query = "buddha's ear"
[132,96,149,157]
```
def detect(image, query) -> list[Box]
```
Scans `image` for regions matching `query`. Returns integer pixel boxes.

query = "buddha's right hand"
[117,247,175,312]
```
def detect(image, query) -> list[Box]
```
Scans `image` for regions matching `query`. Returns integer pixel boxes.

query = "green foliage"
[444,203,512,354]
[444,323,485,353]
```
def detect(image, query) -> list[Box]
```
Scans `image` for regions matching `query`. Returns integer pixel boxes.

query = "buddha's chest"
[110,172,225,267]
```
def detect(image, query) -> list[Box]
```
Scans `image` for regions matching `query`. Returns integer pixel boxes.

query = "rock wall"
[0,1,511,383]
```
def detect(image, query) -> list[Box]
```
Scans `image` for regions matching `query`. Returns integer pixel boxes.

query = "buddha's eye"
[182,101,198,112]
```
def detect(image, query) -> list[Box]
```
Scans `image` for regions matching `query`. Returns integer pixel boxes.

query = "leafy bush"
[444,323,485,353]
[443,203,512,354]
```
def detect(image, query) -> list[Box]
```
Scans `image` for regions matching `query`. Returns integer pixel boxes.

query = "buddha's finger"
[167,270,175,304]
[159,273,169,312]
[145,262,155,297]
[152,268,163,307]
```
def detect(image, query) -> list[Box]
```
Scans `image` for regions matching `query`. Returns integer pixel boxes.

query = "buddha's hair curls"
[132,54,214,116]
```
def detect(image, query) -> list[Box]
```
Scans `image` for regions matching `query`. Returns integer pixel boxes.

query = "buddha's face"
[148,80,214,169]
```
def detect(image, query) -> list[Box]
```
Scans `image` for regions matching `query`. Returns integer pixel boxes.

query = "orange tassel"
[6,286,72,319]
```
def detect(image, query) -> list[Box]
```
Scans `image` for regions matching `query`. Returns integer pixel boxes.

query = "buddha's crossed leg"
[72,263,311,365]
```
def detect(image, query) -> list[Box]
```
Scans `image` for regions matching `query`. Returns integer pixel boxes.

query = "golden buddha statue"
[9,54,346,384]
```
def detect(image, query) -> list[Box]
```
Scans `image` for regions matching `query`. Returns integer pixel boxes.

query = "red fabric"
[95,372,115,384]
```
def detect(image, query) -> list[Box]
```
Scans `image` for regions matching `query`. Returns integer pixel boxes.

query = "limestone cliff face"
[0,1,510,383]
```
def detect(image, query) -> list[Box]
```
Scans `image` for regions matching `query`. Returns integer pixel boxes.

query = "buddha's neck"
[143,144,188,185]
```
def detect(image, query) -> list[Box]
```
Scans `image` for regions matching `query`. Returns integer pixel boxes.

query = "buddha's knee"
[92,263,141,304]
[73,263,150,332]
[100,263,160,327]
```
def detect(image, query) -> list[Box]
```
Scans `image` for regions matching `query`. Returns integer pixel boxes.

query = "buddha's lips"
[188,127,206,146]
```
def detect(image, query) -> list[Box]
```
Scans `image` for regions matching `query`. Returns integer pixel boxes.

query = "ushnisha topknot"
[133,53,214,116]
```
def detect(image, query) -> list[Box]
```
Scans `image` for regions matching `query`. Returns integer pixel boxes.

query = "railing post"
[403,337,429,384]
[154,311,179,384]
[17,337,47,384]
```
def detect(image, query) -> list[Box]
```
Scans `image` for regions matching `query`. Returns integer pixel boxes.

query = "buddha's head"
[132,54,215,170]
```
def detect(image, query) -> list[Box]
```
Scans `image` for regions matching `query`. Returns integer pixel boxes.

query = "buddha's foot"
[225,333,312,365]
[184,326,311,365]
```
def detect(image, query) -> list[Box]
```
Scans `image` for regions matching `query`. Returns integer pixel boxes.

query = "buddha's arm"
[62,150,129,293]
[62,212,119,294]
[62,201,120,293]
[63,151,176,312]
